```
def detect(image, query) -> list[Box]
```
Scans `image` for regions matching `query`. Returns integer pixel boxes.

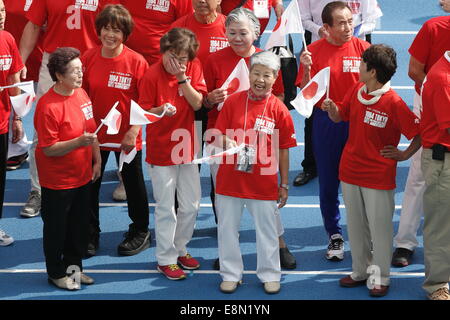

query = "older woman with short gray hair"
[213,50,297,294]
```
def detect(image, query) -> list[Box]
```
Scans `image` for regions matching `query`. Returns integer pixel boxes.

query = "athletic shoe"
[220,280,242,293]
[391,248,413,267]
[263,281,281,294]
[178,253,200,270]
[0,229,14,246]
[48,276,80,291]
[20,190,41,218]
[339,275,367,288]
[428,287,450,300]
[326,234,344,261]
[117,230,150,256]
[6,152,28,171]
[157,264,186,280]
[280,247,296,269]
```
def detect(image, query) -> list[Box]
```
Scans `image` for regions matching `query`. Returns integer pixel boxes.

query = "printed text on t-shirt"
[146,0,170,12]
[364,107,388,128]
[343,56,361,73]
[108,71,132,90]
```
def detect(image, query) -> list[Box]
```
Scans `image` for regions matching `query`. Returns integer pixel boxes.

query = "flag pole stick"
[0,81,34,89]
[94,101,119,135]
[302,33,309,53]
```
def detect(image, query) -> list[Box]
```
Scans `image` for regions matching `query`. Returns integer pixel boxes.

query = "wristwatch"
[280,184,289,190]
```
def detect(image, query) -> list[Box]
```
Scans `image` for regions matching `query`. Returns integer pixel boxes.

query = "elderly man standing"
[419,50,450,301]
[296,1,370,261]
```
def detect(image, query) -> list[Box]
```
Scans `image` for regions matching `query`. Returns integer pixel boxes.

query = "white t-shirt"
[297,0,382,43]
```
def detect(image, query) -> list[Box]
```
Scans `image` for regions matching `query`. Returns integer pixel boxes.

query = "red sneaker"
[157,264,186,280]
[177,253,200,270]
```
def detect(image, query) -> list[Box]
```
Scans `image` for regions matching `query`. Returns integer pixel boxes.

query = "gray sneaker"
[20,190,41,218]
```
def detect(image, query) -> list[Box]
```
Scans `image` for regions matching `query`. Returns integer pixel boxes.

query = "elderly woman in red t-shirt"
[138,28,206,281]
[81,4,151,258]
[203,7,296,271]
[34,47,101,290]
[214,50,297,294]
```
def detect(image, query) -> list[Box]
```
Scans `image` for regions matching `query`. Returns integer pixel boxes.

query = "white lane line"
[0,269,424,277]
[263,30,418,35]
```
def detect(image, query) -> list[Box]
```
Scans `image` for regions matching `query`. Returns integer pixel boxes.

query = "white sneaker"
[20,190,41,218]
[264,281,281,294]
[0,229,14,246]
[326,233,344,261]
[112,171,127,201]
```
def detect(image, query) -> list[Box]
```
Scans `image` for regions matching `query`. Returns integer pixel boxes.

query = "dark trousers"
[312,108,349,237]
[41,183,91,279]
[90,150,149,238]
[0,133,8,219]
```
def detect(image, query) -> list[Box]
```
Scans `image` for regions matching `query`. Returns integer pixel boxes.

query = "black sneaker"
[280,247,297,269]
[6,152,28,171]
[118,230,150,256]
[85,235,99,258]
[391,248,413,267]
[326,234,344,261]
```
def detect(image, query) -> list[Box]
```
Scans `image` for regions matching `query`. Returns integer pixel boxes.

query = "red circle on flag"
[114,114,122,130]
[227,78,240,95]
[303,81,319,100]
[26,96,31,105]
[273,18,282,32]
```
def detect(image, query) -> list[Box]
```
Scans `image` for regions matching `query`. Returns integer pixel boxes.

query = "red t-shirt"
[215,91,297,200]
[221,0,277,34]
[296,37,370,108]
[0,30,24,134]
[420,53,450,149]
[4,0,43,82]
[138,58,207,166]
[34,88,97,190]
[121,0,193,65]
[338,82,420,190]
[170,13,228,66]
[203,46,284,130]
[409,16,450,94]
[81,45,149,151]
[26,0,118,54]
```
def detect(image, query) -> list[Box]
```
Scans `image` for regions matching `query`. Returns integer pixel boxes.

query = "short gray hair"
[250,51,280,75]
[225,7,260,40]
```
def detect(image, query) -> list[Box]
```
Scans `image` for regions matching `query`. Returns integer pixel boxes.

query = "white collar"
[357,81,391,105]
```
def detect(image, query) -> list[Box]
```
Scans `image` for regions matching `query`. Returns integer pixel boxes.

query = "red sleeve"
[275,100,297,149]
[25,0,47,27]
[408,21,431,64]
[135,57,150,97]
[394,98,420,140]
[138,71,157,111]
[7,32,24,75]
[203,55,217,92]
[35,103,61,148]
[188,58,207,96]
[273,70,284,96]
[214,95,234,135]
[338,83,359,122]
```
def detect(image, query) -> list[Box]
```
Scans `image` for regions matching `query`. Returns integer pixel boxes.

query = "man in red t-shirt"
[323,44,420,297]
[295,1,369,262]
[120,0,193,65]
[392,2,450,268]
[0,0,24,246]
[419,50,450,300]
[18,0,118,219]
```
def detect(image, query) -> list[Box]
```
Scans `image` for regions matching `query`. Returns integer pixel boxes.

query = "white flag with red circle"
[291,67,330,118]
[129,100,168,125]
[264,0,304,50]
[10,81,36,117]
[217,58,250,111]
[103,106,122,135]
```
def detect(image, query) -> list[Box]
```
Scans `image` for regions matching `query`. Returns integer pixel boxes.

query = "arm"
[380,134,422,161]
[278,148,289,208]
[273,0,284,19]
[298,50,312,89]
[20,21,41,65]
[43,132,97,157]
[408,56,426,88]
[91,140,101,182]
[300,0,322,37]
[7,71,23,143]
[120,125,141,153]
[321,99,342,123]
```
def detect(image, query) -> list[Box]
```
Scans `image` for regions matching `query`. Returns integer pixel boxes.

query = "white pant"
[216,194,281,283]
[342,182,395,286]
[209,146,284,237]
[148,163,201,266]
[394,93,425,251]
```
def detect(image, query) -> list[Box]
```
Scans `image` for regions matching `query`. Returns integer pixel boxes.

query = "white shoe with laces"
[326,233,344,261]
[0,229,14,246]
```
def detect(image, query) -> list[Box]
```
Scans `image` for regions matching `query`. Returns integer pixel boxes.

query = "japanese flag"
[264,0,304,50]
[218,58,250,111]
[129,100,167,125]
[119,147,137,172]
[101,103,122,135]
[290,67,330,118]
[10,81,36,117]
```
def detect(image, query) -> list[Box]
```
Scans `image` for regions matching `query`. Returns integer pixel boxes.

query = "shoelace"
[329,238,343,250]
[181,254,192,260]
[432,288,450,299]
[168,264,180,271]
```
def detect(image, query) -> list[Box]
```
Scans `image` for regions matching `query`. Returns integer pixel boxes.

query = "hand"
[207,88,227,105]
[78,132,97,147]
[321,98,335,112]
[225,137,238,150]
[278,187,288,209]
[274,3,284,19]
[20,66,28,80]
[300,51,313,69]
[163,103,177,117]
[380,145,406,161]
[11,119,24,143]
[120,128,138,153]
[92,161,101,182]
[166,55,187,78]
[318,27,329,39]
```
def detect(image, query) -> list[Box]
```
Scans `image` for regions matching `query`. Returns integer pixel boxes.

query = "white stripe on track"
[263,30,418,35]
[0,269,424,277]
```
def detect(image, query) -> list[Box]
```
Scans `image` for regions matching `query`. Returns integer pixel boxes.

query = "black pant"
[41,183,91,279]
[0,132,8,219]
[90,150,149,238]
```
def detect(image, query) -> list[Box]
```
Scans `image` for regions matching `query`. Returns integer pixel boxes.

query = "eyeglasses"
[169,52,189,63]
[67,68,83,76]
